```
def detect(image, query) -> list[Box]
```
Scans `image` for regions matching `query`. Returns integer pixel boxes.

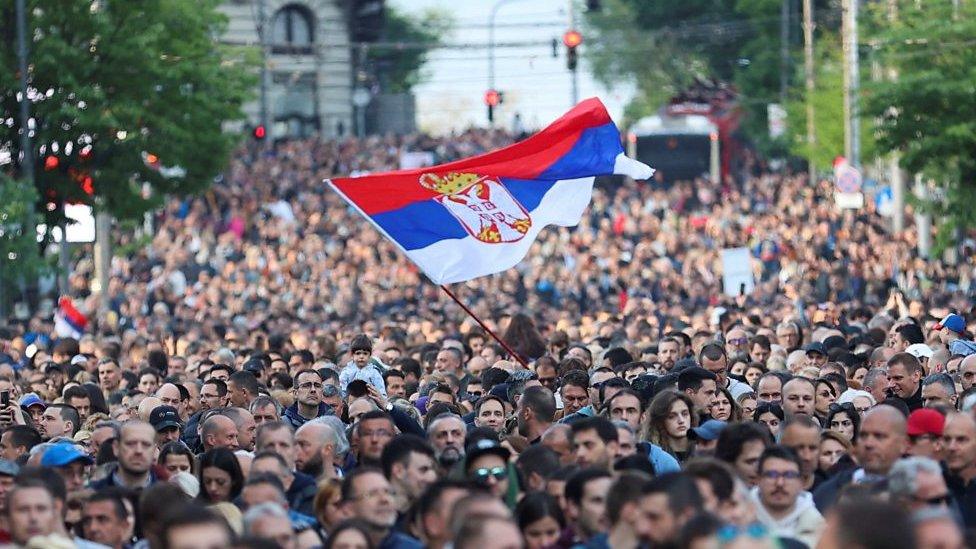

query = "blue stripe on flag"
[371,177,562,251]
[536,122,622,181]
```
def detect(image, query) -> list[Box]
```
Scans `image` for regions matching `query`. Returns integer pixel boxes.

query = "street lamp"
[487,0,527,125]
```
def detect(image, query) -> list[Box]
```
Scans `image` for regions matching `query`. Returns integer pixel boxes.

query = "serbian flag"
[54,296,88,339]
[327,98,653,284]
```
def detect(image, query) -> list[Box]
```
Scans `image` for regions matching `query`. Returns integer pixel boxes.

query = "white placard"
[721,247,755,297]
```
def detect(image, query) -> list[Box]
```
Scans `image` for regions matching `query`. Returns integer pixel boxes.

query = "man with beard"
[91,421,158,489]
[750,446,824,547]
[427,414,466,469]
[341,467,423,548]
[658,337,682,372]
[294,418,344,479]
[515,386,556,444]
[633,473,703,548]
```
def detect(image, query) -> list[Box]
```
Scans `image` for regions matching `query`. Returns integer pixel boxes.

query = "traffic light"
[252,125,266,140]
[484,89,502,123]
[563,30,582,71]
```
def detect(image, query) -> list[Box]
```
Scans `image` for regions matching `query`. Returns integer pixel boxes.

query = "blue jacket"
[283,402,333,430]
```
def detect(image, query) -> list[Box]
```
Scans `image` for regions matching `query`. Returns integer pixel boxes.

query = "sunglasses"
[915,494,952,506]
[470,466,507,484]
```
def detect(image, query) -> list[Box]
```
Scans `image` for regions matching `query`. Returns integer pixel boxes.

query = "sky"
[389,0,634,134]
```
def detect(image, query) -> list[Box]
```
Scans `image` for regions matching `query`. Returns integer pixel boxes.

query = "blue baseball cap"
[41,443,94,468]
[0,459,19,477]
[690,420,728,441]
[935,314,966,334]
[18,393,46,411]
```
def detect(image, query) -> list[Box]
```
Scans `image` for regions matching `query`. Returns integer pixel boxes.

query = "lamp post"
[488,0,526,125]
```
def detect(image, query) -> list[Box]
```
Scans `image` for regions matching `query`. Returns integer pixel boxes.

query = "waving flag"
[54,296,88,339]
[327,98,653,284]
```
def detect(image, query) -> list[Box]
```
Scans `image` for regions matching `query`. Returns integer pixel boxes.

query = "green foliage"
[583,0,839,146]
[368,7,451,94]
[866,0,976,251]
[0,175,46,314]
[0,0,254,222]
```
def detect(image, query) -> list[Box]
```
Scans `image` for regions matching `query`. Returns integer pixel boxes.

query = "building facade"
[219,0,356,139]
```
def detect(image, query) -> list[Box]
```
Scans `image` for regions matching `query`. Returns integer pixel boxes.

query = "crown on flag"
[419,172,483,195]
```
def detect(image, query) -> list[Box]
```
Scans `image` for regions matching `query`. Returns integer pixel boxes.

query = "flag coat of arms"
[327,98,653,284]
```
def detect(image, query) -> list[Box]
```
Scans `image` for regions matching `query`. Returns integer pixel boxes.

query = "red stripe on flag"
[331,98,612,215]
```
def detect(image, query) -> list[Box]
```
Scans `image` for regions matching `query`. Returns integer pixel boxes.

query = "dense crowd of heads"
[0,131,973,548]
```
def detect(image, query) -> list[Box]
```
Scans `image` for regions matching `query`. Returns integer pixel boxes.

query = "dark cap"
[149,405,182,432]
[464,438,510,470]
[803,342,826,356]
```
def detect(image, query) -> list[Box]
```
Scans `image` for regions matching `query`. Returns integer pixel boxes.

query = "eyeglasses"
[728,338,749,346]
[761,470,801,481]
[470,466,507,483]
[915,494,952,506]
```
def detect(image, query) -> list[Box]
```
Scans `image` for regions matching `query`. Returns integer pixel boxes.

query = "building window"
[271,5,314,54]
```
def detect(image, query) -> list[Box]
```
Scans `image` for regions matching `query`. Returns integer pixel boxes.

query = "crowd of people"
[0,129,972,548]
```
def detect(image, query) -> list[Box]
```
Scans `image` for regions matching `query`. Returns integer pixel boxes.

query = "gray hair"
[300,416,349,457]
[612,420,635,436]
[426,413,465,435]
[888,456,943,499]
[862,368,888,390]
[922,373,956,396]
[213,348,235,365]
[93,420,122,438]
[249,395,281,415]
[242,502,289,533]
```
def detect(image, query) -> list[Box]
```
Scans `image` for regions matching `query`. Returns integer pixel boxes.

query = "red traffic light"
[563,29,583,48]
[484,89,501,107]
[253,125,266,140]
[44,155,59,171]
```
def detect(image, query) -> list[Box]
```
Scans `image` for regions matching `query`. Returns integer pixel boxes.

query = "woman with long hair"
[197,447,244,504]
[711,387,741,422]
[502,313,547,362]
[642,390,698,462]
[515,492,565,549]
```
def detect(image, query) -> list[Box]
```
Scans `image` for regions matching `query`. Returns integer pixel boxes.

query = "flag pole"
[439,284,528,369]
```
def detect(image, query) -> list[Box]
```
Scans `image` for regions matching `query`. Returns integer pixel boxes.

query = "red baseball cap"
[907,408,945,437]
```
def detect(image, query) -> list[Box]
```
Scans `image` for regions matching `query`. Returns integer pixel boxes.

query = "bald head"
[862,404,907,434]
[857,405,908,475]
[201,414,239,451]
[943,412,976,476]
[960,355,976,391]
[137,396,162,422]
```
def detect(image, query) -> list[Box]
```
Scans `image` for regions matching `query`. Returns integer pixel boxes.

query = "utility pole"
[780,0,790,104]
[885,0,905,233]
[257,0,271,145]
[842,0,861,166]
[15,0,33,192]
[802,0,816,172]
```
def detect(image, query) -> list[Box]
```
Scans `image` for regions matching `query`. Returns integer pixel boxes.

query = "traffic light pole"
[258,0,271,146]
[568,0,579,106]
[488,0,525,125]
[16,0,34,189]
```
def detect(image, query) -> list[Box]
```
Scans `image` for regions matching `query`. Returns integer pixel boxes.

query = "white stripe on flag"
[407,176,595,284]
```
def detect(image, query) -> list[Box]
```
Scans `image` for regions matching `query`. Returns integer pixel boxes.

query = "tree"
[867,0,976,251]
[0,175,46,316]
[0,0,254,223]
[367,6,451,94]
[583,0,840,145]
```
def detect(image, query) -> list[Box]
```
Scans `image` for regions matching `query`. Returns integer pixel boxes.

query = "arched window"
[271,5,314,54]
